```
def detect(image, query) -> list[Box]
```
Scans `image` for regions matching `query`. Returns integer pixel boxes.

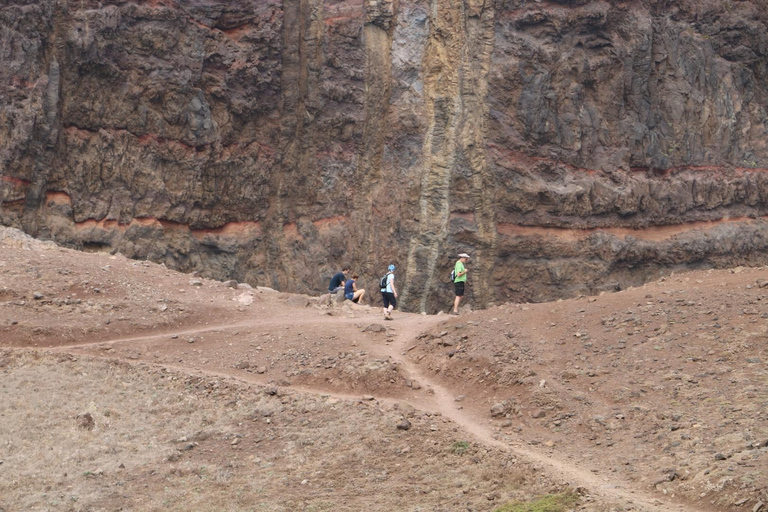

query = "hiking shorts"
[345,292,355,301]
[454,282,465,297]
[382,291,397,309]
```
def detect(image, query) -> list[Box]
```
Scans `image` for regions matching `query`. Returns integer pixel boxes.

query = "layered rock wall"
[2,0,768,311]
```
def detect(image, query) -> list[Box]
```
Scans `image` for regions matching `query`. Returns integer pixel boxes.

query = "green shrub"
[450,440,470,455]
[493,492,580,512]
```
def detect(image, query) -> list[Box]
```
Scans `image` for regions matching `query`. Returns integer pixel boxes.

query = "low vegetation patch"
[494,492,580,512]
[451,440,470,455]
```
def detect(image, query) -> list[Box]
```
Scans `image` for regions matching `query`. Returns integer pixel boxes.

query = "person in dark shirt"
[344,275,366,303]
[329,266,350,293]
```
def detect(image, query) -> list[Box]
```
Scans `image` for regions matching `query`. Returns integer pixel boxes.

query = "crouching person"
[344,275,366,304]
[329,266,349,294]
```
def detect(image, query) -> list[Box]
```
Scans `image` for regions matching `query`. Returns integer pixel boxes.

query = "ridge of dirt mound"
[411,268,768,510]
[0,226,58,249]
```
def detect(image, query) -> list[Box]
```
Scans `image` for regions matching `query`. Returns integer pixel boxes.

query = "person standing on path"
[381,264,397,320]
[452,253,470,315]
[329,266,350,294]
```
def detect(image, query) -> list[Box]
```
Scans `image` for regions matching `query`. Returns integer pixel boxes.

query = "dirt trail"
[43,309,707,512]
[378,315,707,512]
[4,229,766,511]
[41,314,351,350]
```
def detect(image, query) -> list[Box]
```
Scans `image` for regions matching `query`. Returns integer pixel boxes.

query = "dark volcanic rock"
[2,0,768,312]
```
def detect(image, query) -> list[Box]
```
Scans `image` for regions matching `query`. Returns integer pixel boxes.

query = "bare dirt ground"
[1,226,767,512]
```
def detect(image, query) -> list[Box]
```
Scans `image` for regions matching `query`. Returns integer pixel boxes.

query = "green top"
[454,260,467,283]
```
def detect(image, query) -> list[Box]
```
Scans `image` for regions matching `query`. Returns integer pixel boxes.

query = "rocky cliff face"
[2,0,768,312]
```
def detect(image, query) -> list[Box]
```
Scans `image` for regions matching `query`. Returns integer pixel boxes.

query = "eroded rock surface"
[2,0,768,311]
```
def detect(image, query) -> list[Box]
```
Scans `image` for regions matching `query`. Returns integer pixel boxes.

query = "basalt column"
[269,0,326,290]
[457,0,496,310]
[351,0,396,272]
[19,1,66,238]
[400,0,496,313]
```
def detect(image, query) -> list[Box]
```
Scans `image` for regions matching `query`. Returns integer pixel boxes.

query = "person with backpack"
[451,253,470,315]
[329,266,350,294]
[380,264,397,320]
[344,274,366,304]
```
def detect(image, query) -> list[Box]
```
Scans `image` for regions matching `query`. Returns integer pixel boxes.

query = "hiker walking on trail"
[452,253,470,315]
[344,274,366,304]
[380,264,397,320]
[329,266,349,294]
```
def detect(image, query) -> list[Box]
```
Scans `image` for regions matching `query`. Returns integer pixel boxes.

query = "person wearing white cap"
[452,253,470,315]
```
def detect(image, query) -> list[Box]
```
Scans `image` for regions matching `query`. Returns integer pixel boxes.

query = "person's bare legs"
[452,295,462,314]
[353,289,365,303]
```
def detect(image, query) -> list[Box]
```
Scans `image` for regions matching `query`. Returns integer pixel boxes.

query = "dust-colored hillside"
[1,227,766,512]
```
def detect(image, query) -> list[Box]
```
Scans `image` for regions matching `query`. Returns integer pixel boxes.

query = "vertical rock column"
[269,0,326,290]
[22,57,60,236]
[459,0,496,309]
[401,0,496,312]
[352,0,396,269]
[22,0,66,238]
[401,0,464,313]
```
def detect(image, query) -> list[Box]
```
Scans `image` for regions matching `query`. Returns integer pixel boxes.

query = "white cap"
[458,253,470,259]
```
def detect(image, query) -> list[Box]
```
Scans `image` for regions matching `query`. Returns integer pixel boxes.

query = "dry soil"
[1,227,767,512]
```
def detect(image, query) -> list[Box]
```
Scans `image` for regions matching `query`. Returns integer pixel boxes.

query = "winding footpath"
[41,309,710,512]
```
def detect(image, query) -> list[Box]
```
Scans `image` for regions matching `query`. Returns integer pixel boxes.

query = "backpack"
[450,269,456,282]
[380,272,391,290]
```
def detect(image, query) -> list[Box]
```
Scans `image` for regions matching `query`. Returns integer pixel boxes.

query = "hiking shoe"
[450,311,459,316]
[384,314,393,321]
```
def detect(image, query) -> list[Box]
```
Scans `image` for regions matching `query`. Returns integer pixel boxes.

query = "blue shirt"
[344,279,355,295]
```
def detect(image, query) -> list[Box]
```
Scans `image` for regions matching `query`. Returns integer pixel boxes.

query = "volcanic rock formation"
[2,0,768,312]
